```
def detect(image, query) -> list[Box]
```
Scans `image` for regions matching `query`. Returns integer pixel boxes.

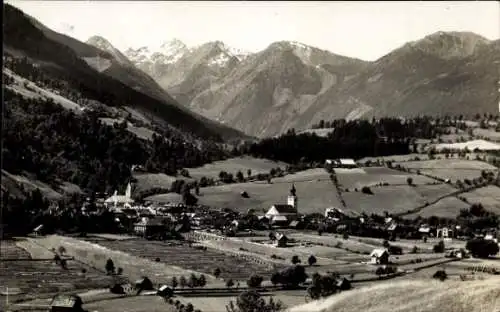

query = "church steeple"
[288,184,298,210]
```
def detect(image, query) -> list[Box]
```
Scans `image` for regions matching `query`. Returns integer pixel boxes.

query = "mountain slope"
[289,278,500,312]
[128,32,498,138]
[3,3,246,141]
[307,31,499,125]
[183,41,369,137]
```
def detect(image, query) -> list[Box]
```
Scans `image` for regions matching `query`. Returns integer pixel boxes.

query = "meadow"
[196,168,341,214]
[394,159,498,182]
[335,167,436,190]
[341,184,458,216]
[184,156,289,180]
[459,185,500,214]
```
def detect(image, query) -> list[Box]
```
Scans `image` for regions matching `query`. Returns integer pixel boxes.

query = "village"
[5,155,499,312]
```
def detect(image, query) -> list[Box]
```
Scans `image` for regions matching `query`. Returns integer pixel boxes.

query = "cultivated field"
[473,128,500,142]
[84,295,176,312]
[0,240,113,312]
[290,278,500,312]
[81,238,278,282]
[395,159,498,182]
[434,139,500,152]
[335,167,436,189]
[341,184,457,216]
[32,235,219,286]
[196,169,341,214]
[459,185,500,214]
[405,196,470,218]
[184,156,289,180]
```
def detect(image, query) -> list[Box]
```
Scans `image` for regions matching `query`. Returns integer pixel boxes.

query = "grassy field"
[357,154,430,164]
[459,185,500,214]
[405,196,470,218]
[473,128,500,142]
[335,167,436,189]
[133,172,189,194]
[81,238,277,282]
[184,156,289,180]
[341,184,457,215]
[32,235,219,286]
[395,159,498,182]
[100,117,158,141]
[0,240,113,312]
[196,169,341,214]
[85,296,176,312]
[289,278,500,312]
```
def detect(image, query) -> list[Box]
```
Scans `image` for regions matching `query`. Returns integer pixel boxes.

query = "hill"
[127,32,499,137]
[3,3,246,141]
[289,278,500,312]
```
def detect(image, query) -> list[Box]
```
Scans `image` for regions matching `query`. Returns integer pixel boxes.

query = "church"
[265,184,299,224]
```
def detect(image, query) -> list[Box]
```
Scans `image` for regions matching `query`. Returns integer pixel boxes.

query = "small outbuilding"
[370,249,389,265]
[50,294,84,312]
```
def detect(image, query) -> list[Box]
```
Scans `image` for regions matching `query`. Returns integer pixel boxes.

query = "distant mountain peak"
[86,35,131,65]
[405,31,491,59]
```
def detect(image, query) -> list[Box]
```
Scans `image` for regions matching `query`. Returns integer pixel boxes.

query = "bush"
[342,232,349,240]
[291,255,301,264]
[308,255,317,266]
[466,239,500,258]
[105,258,115,275]
[433,270,447,281]
[433,241,445,253]
[361,186,373,194]
[247,275,264,288]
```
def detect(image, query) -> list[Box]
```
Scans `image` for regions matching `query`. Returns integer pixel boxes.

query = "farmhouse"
[370,249,389,265]
[133,217,168,237]
[326,158,357,168]
[265,184,299,223]
[105,182,135,208]
[50,294,84,312]
[436,226,454,239]
[274,232,289,247]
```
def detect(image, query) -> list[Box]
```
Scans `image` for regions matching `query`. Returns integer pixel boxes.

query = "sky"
[7,1,500,61]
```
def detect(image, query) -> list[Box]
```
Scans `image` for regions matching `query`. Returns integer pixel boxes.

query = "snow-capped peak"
[86,35,131,65]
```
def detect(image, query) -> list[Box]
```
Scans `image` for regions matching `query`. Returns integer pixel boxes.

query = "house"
[335,277,352,290]
[133,217,168,237]
[135,277,154,294]
[418,225,431,238]
[33,224,44,236]
[274,233,289,248]
[50,294,84,312]
[436,227,454,239]
[370,249,389,265]
[270,215,290,226]
[157,285,173,298]
[105,183,135,208]
[289,220,304,229]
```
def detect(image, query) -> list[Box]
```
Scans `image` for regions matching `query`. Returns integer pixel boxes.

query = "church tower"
[287,183,298,210]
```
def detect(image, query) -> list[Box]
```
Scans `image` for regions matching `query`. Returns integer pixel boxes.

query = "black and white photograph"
[2,1,500,312]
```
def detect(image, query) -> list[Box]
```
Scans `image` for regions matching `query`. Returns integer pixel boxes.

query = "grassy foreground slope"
[289,278,500,312]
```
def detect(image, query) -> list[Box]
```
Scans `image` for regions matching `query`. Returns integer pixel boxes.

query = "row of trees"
[238,123,411,164]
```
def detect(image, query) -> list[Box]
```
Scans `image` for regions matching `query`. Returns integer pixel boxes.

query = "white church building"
[265,184,299,224]
[104,182,135,209]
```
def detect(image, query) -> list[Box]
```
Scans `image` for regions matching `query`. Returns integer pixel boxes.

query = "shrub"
[406,177,413,186]
[117,267,123,275]
[361,186,373,194]
[155,257,160,262]
[466,239,499,258]
[343,232,349,240]
[247,275,264,288]
[433,241,445,253]
[291,255,301,264]
[411,246,419,254]
[433,270,447,281]
[105,258,115,275]
[308,255,317,266]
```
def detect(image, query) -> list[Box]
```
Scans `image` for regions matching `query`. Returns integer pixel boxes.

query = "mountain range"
[120,32,500,137]
[3,4,246,142]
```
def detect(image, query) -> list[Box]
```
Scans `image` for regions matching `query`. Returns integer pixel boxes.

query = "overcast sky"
[7,1,500,61]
